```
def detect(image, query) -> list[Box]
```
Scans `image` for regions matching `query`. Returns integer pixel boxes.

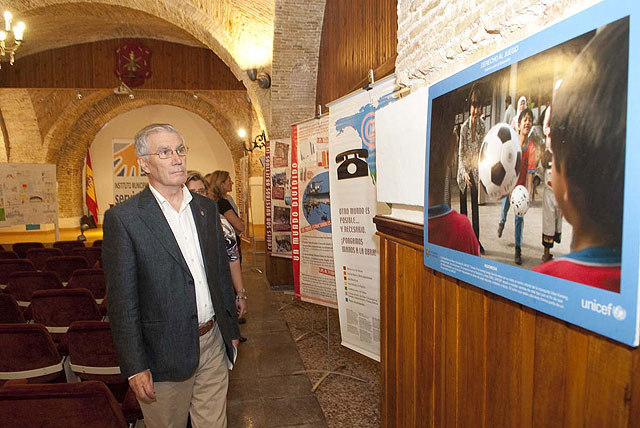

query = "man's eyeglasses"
[144,146,189,159]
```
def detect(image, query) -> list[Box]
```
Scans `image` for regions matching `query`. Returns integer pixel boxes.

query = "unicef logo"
[613,305,627,321]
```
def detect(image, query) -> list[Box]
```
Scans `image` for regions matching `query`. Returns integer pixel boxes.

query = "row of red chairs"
[0,247,102,268]
[0,240,102,257]
[0,255,102,284]
[0,321,141,427]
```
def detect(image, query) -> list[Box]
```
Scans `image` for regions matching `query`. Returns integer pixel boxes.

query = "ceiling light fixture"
[0,10,25,69]
[114,78,135,99]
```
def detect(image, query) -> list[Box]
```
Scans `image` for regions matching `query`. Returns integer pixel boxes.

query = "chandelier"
[0,10,25,69]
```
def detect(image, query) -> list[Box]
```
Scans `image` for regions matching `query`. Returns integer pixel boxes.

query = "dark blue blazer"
[103,186,240,382]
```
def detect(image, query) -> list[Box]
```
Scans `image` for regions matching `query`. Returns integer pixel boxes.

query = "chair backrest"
[31,289,102,337]
[0,294,26,323]
[7,271,64,306]
[12,242,45,259]
[0,251,19,260]
[43,256,89,282]
[92,239,103,247]
[0,323,63,383]
[52,240,85,256]
[71,247,102,269]
[26,247,64,270]
[67,268,106,300]
[68,321,121,384]
[0,381,127,428]
[0,259,36,285]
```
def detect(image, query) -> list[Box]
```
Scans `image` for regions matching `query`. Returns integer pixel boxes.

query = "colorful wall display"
[423,0,640,345]
[0,163,57,227]
[265,138,292,258]
[291,114,338,308]
[328,75,397,360]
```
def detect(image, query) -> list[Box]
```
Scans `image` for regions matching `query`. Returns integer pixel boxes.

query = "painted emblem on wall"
[115,41,152,87]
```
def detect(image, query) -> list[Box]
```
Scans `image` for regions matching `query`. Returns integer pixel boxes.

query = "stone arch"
[47,90,252,217]
[7,0,272,131]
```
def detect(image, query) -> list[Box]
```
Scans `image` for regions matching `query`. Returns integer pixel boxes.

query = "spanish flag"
[86,151,98,224]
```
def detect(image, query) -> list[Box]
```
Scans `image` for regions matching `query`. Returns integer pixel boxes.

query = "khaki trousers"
[138,322,229,428]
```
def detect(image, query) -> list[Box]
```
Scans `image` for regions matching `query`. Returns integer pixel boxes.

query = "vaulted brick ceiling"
[3,0,275,72]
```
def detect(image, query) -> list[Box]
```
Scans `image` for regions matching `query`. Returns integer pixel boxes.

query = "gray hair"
[134,123,184,156]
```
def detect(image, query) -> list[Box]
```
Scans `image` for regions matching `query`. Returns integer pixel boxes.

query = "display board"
[424,0,639,346]
[327,75,397,361]
[291,114,338,308]
[113,139,147,204]
[0,163,58,227]
[265,138,292,258]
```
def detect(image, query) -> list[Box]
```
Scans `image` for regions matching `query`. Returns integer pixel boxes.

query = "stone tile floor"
[229,253,379,428]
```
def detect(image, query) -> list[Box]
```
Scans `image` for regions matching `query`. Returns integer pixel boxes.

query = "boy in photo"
[532,19,628,292]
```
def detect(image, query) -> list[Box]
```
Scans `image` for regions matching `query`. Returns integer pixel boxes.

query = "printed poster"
[113,139,147,204]
[291,115,338,308]
[328,75,397,360]
[424,0,640,346]
[265,138,292,258]
[0,163,57,227]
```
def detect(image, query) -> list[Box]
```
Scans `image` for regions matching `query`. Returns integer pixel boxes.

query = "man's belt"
[198,316,216,336]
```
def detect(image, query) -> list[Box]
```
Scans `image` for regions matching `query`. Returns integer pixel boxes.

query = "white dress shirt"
[149,184,215,324]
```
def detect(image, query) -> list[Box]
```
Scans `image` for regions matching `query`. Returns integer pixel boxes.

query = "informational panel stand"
[0,163,59,237]
[265,138,292,258]
[327,75,398,361]
[113,139,147,204]
[291,114,338,308]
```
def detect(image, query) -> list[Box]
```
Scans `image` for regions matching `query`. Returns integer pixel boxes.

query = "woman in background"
[186,172,247,342]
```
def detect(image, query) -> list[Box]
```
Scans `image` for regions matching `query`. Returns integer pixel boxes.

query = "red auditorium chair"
[0,294,26,323]
[12,242,44,258]
[52,240,85,256]
[68,321,144,426]
[0,251,19,260]
[71,246,102,268]
[26,247,64,270]
[93,239,103,247]
[0,259,36,287]
[0,323,65,385]
[43,255,89,282]
[68,268,106,303]
[6,271,64,309]
[30,288,102,353]
[0,381,128,428]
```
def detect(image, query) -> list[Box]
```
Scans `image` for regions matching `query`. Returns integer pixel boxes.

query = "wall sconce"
[242,130,267,153]
[246,68,271,89]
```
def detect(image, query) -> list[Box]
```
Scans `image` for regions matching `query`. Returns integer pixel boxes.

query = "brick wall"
[396,0,599,88]
[270,0,326,139]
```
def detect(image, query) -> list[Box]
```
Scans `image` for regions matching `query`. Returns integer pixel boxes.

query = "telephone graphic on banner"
[336,149,368,180]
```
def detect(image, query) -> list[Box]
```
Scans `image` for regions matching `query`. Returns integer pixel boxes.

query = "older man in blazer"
[103,123,240,428]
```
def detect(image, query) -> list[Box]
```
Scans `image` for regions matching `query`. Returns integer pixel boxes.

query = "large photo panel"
[424,0,639,345]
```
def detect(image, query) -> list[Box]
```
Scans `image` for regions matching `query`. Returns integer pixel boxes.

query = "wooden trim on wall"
[376,216,640,428]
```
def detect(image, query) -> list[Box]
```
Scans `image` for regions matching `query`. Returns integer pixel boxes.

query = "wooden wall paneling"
[376,215,640,428]
[315,0,397,110]
[457,282,487,428]
[417,265,434,428]
[565,327,589,427]
[531,315,569,427]
[0,39,244,90]
[264,253,294,288]
[583,337,632,427]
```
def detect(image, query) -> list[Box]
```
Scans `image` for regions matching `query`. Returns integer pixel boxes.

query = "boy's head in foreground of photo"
[550,19,628,248]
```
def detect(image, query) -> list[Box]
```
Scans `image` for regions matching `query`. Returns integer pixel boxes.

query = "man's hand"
[464,172,472,187]
[236,298,247,318]
[129,370,156,402]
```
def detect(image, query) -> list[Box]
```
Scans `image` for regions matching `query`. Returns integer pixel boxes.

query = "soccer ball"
[510,185,530,216]
[478,123,521,199]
